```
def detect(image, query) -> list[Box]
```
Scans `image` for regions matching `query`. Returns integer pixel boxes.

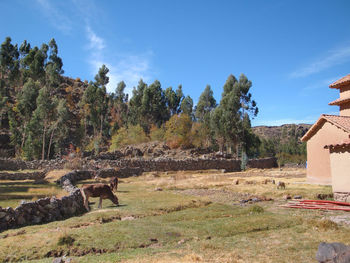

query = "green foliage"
[57,234,75,246]
[110,81,129,133]
[210,74,259,156]
[141,80,169,130]
[195,85,216,121]
[165,85,183,116]
[247,205,264,214]
[149,124,166,142]
[109,125,149,151]
[80,65,110,138]
[180,95,193,117]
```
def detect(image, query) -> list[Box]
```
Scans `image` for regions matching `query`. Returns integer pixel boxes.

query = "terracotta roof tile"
[329,97,350,105]
[301,114,350,142]
[329,74,350,89]
[324,139,350,149]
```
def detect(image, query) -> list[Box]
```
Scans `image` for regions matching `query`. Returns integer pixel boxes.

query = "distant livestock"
[277,181,286,189]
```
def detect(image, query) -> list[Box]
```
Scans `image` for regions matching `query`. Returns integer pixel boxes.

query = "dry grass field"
[1,168,349,263]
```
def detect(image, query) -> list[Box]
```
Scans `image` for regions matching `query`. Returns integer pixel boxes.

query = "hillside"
[252,124,312,143]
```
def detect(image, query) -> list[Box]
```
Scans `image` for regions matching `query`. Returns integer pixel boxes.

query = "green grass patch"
[1,168,350,263]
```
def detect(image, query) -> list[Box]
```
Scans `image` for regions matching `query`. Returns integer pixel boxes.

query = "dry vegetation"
[0,168,348,263]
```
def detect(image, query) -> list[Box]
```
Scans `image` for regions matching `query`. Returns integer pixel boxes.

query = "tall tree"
[47,98,69,159]
[165,85,183,116]
[45,38,64,90]
[180,95,193,117]
[34,86,55,160]
[195,85,217,147]
[141,80,168,131]
[213,74,258,155]
[16,78,40,149]
[110,81,128,132]
[128,79,147,126]
[80,65,110,139]
[0,37,19,82]
[195,85,216,121]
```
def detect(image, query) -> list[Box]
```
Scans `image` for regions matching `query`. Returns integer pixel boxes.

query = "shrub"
[149,124,165,142]
[165,114,193,149]
[306,219,338,231]
[63,158,83,170]
[109,125,149,151]
[248,205,264,214]
[57,234,75,246]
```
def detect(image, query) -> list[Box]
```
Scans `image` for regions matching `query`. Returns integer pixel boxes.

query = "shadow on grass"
[0,194,53,200]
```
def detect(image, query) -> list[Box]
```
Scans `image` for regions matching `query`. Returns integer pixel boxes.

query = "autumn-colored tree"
[165,114,193,149]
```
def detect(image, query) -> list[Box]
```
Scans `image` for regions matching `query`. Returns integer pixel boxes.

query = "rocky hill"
[252,124,312,143]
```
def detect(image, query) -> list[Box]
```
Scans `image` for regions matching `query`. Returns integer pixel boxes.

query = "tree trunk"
[47,126,56,160]
[100,114,103,136]
[20,124,26,150]
[42,125,46,160]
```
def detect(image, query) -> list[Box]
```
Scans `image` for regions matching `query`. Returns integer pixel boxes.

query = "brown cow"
[81,184,119,211]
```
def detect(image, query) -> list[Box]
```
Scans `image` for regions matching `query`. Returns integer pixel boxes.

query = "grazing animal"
[81,184,119,211]
[109,177,119,192]
[277,181,286,189]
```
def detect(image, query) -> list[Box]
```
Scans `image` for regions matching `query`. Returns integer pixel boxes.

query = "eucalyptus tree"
[80,65,110,138]
[45,38,64,91]
[33,86,55,160]
[111,81,129,132]
[165,85,184,116]
[180,95,193,117]
[212,74,258,156]
[141,80,168,131]
[195,85,217,147]
[128,79,147,126]
[195,85,216,121]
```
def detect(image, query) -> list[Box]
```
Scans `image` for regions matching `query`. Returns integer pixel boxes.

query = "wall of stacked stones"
[100,157,277,174]
[0,157,277,174]
[0,171,45,180]
[0,171,87,233]
[334,192,350,202]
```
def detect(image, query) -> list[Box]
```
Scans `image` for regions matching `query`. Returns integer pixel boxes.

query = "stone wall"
[0,171,45,180]
[0,158,66,171]
[0,171,87,233]
[98,157,277,174]
[334,192,350,202]
[0,157,278,176]
[101,158,242,173]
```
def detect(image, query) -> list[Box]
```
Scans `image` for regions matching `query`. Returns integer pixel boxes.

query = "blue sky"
[1,0,350,126]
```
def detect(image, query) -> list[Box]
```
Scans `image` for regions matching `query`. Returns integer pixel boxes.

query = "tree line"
[0,37,305,163]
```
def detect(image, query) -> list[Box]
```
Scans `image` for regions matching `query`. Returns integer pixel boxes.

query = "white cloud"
[86,26,105,51]
[85,27,153,94]
[302,76,342,92]
[290,45,350,78]
[35,0,73,33]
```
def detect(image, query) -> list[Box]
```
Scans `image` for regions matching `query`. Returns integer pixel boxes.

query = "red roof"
[324,139,350,149]
[301,114,350,142]
[329,74,350,89]
[329,97,350,106]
